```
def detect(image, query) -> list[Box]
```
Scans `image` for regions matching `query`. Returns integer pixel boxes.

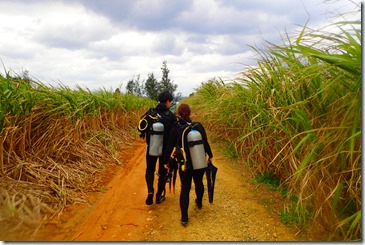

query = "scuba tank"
[187,129,207,169]
[149,121,164,156]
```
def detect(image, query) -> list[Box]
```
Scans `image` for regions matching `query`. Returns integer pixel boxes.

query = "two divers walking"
[138,91,215,226]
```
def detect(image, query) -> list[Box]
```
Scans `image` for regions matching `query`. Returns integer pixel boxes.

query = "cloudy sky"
[0,0,360,96]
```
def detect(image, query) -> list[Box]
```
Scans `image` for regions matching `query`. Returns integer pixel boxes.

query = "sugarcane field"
[0,10,361,241]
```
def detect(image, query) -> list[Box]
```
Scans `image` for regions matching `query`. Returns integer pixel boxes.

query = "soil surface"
[35,136,311,242]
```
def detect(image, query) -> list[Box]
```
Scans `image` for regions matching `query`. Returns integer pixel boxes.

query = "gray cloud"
[74,0,192,30]
[73,0,331,35]
[0,0,360,96]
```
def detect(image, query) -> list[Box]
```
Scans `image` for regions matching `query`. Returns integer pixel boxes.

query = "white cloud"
[0,0,360,97]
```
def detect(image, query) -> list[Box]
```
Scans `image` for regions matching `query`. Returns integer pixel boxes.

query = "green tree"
[159,60,177,95]
[125,61,180,101]
[158,60,180,105]
[144,73,159,101]
[126,75,144,96]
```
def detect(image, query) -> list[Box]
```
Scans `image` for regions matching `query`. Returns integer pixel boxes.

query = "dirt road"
[36,136,308,241]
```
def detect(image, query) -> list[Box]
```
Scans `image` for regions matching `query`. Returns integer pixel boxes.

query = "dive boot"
[146,193,153,206]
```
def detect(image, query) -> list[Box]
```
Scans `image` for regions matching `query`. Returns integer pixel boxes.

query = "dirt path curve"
[36,137,307,241]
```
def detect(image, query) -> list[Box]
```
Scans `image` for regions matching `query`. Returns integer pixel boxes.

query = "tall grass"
[0,75,155,240]
[185,18,361,240]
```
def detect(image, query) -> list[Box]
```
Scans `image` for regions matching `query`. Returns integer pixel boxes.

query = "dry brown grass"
[0,105,146,241]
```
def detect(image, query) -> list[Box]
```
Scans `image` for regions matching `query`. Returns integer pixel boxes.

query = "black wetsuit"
[144,103,177,198]
[162,118,213,222]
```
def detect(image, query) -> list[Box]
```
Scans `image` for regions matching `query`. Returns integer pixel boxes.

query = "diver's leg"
[156,156,168,203]
[193,168,205,208]
[145,153,157,205]
[179,167,192,225]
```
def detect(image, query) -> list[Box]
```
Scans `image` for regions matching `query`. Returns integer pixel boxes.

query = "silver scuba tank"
[149,121,164,156]
[187,129,207,169]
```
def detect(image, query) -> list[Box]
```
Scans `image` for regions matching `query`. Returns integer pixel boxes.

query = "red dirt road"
[36,137,309,241]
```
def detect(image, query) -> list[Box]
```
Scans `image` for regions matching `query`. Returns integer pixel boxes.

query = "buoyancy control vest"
[138,108,167,156]
[178,121,207,171]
